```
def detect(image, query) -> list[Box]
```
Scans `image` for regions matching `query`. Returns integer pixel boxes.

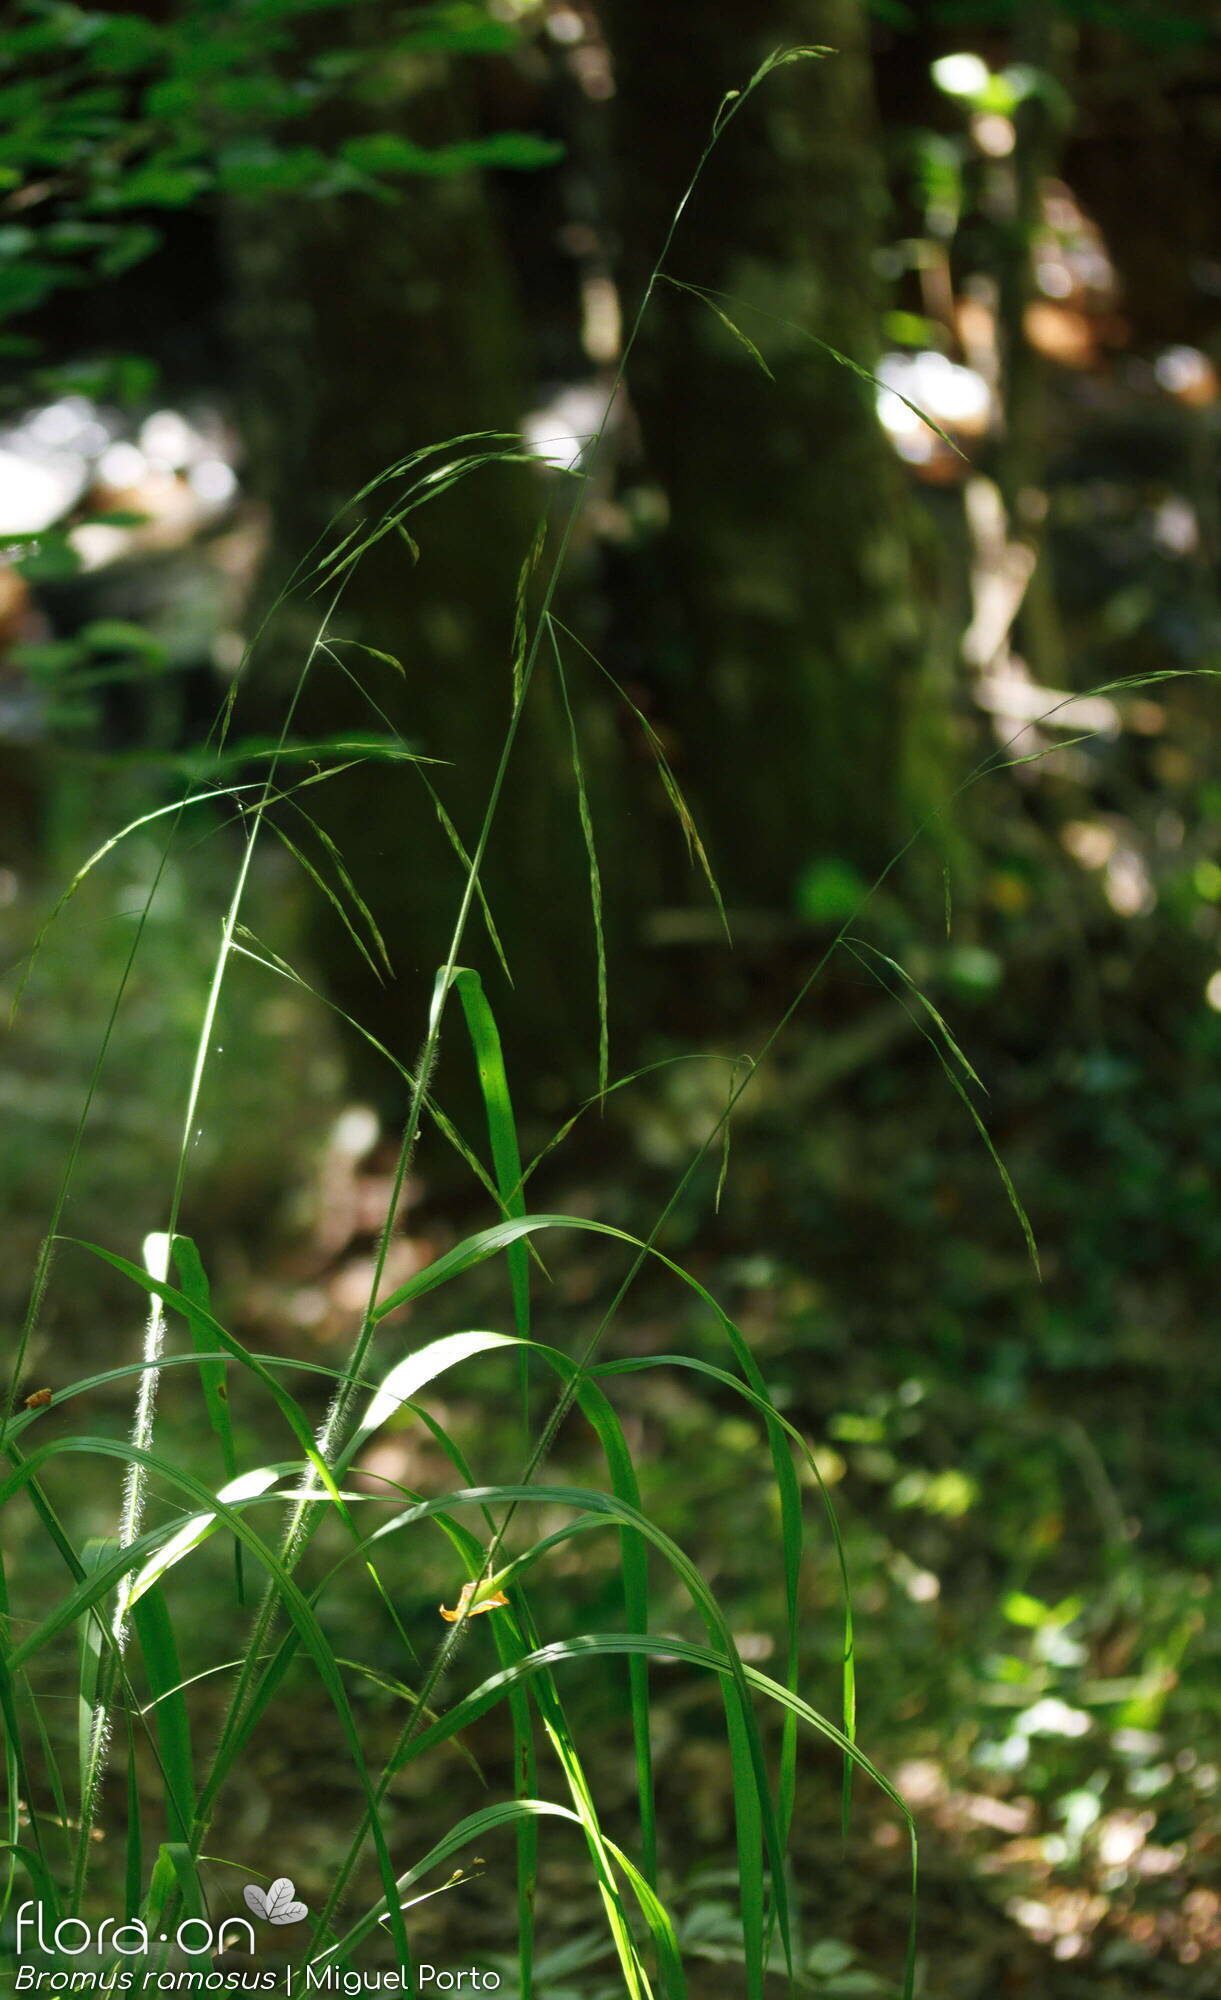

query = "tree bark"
[601,0,944,909]
[224,33,616,1109]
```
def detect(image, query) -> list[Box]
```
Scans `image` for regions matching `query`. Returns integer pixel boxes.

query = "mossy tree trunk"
[601,0,945,910]
[224,38,621,1109]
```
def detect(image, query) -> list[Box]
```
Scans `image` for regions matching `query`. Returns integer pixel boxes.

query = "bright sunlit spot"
[931,52,991,99]
[522,381,607,470]
[876,350,992,461]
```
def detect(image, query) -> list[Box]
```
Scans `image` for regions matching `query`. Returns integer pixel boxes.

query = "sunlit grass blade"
[367,1206,843,1888]
[2,1434,414,1968]
[496,1458,656,1991]
[282,793,394,978]
[523,1666,657,2000]
[340,1331,517,1468]
[5,787,252,1028]
[314,1799,684,1997]
[242,1335,652,1988]
[202,1195,847,1897]
[565,1376,657,1887]
[340,1479,791,1984]
[58,1242,426,1792]
[262,813,389,985]
[401,1631,917,2000]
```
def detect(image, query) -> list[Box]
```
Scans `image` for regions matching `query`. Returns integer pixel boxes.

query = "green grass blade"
[0,1583,61,1926]
[131,1585,195,1844]
[0,1842,61,1930]
[0,1446,95,1896]
[75,1538,114,1904]
[0,1551,21,1925]
[451,967,532,1429]
[566,1378,657,1887]
[171,1235,242,1602]
[2,1434,413,1968]
[341,1478,791,1985]
[140,1840,206,1960]
[661,275,775,379]
[596,1351,854,1831]
[284,793,394,977]
[340,1330,521,1469]
[512,516,549,709]
[724,1677,766,2000]
[345,1320,534,1989]
[375,1208,848,1873]
[229,931,516,1213]
[5,786,254,1029]
[845,942,1040,1275]
[262,813,388,985]
[451,971,531,1343]
[518,1051,747,1192]
[507,1679,538,2000]
[61,1242,351,1495]
[235,1336,661,1990]
[314,1798,682,1996]
[396,1631,917,2000]
[669,276,964,460]
[549,616,729,940]
[258,80,830,1940]
[123,1714,143,1923]
[547,621,609,1095]
[847,939,987,1093]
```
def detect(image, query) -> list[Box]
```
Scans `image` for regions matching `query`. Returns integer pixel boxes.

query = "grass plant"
[0,44,1132,2000]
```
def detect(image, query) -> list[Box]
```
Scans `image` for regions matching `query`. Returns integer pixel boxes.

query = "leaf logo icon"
[243,1878,309,1925]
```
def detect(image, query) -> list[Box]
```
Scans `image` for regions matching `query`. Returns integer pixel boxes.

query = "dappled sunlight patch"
[1006,1885,1108,1959]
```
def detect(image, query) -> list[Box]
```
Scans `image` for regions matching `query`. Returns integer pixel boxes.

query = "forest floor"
[194,1014,1218,2000]
[6,938,1218,1999]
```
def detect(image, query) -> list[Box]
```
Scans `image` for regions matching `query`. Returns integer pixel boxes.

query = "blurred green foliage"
[0,0,559,352]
